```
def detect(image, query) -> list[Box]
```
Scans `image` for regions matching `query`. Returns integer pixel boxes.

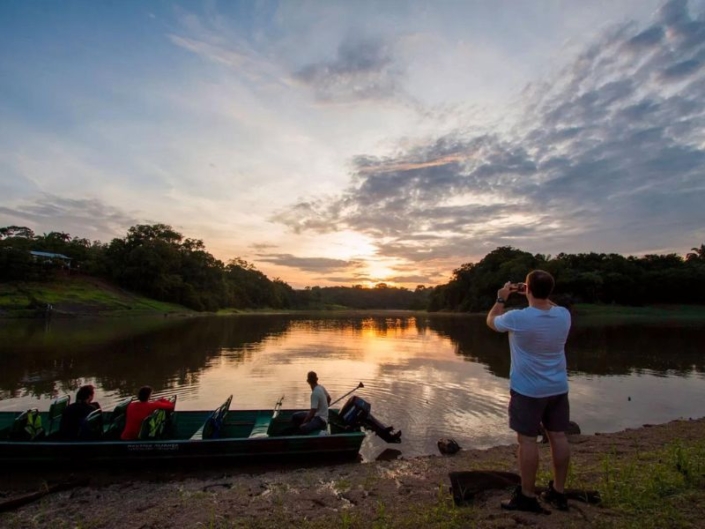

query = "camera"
[512,282,526,294]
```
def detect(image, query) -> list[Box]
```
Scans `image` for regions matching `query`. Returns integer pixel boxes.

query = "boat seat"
[47,395,70,435]
[78,409,103,441]
[248,415,271,438]
[103,397,133,439]
[138,408,169,440]
[191,395,232,441]
[10,409,45,441]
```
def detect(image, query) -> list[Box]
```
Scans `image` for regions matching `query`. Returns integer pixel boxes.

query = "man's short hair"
[137,386,153,402]
[527,270,555,299]
[76,384,94,402]
[306,371,318,383]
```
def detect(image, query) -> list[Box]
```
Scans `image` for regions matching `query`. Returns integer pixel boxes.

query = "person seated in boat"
[59,384,101,440]
[120,386,175,441]
[291,371,331,434]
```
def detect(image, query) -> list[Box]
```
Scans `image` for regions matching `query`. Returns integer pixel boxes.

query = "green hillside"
[0,276,192,318]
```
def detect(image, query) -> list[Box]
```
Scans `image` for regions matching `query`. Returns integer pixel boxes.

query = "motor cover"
[340,396,371,426]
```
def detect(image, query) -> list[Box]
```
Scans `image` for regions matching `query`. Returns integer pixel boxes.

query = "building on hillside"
[30,251,72,269]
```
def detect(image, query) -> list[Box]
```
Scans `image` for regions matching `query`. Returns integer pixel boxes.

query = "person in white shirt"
[487,270,572,514]
[292,371,331,434]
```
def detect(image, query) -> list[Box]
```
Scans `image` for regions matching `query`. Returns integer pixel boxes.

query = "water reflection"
[1,313,704,459]
[0,316,290,401]
[426,316,705,377]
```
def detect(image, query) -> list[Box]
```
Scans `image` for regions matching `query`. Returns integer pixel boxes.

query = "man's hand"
[487,281,513,331]
[497,281,513,300]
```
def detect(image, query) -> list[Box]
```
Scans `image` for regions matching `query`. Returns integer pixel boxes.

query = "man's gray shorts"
[508,389,570,437]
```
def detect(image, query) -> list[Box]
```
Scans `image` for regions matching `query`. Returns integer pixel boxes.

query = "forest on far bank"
[1,224,704,313]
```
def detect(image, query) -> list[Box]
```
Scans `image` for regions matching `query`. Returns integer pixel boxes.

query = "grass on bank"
[0,277,191,317]
[313,439,705,529]
[587,441,705,528]
[572,303,705,325]
[156,438,705,529]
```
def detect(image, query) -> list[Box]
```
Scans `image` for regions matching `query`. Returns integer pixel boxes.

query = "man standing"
[486,270,572,513]
[292,371,331,434]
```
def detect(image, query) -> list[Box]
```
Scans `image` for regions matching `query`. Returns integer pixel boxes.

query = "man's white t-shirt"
[493,306,571,398]
[311,385,330,422]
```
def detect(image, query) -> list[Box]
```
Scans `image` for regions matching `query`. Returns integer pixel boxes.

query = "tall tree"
[686,244,705,262]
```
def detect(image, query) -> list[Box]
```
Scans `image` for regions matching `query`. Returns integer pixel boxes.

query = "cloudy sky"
[1,0,704,288]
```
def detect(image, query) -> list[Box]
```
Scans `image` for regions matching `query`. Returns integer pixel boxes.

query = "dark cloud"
[256,253,365,273]
[0,194,139,242]
[657,0,690,26]
[662,58,703,79]
[626,26,665,48]
[386,275,434,285]
[256,252,437,287]
[317,272,433,286]
[318,275,370,285]
[293,35,403,103]
[275,0,705,268]
[250,242,276,251]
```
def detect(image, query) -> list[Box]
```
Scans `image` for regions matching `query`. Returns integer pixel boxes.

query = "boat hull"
[0,409,366,467]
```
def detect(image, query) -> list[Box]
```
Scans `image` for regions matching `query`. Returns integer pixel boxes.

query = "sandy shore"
[1,417,704,528]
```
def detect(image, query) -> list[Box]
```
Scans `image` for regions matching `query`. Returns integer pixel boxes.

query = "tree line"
[0,224,428,311]
[1,224,703,312]
[427,244,705,312]
[297,284,430,310]
[0,224,295,311]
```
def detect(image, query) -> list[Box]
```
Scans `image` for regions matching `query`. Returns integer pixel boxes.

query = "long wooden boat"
[0,394,400,467]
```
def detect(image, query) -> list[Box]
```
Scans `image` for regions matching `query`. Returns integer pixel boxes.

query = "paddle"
[330,382,364,407]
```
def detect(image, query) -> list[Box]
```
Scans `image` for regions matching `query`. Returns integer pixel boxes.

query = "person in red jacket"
[120,386,175,440]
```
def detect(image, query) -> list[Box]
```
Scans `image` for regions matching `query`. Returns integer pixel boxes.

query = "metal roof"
[30,251,72,260]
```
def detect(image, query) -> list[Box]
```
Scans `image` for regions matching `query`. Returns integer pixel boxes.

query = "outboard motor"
[339,396,402,443]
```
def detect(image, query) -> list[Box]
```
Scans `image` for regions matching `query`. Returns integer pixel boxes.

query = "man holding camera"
[486,270,572,513]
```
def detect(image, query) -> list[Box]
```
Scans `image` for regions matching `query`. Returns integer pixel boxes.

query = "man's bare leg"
[545,430,570,492]
[517,433,539,496]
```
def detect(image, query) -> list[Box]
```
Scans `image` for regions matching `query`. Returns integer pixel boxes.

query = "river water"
[1,313,704,461]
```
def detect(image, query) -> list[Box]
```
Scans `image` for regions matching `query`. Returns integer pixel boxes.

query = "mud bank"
[1,417,704,528]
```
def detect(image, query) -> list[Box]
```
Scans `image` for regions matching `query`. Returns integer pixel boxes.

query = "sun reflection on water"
[1,315,705,460]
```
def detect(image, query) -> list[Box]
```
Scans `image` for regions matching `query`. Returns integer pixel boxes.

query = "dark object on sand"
[375,448,402,461]
[449,471,601,507]
[0,478,89,513]
[437,438,461,455]
[449,470,520,505]
[501,485,551,514]
[538,421,581,443]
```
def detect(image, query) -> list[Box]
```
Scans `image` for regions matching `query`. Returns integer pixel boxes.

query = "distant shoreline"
[3,277,705,321]
[5,305,705,322]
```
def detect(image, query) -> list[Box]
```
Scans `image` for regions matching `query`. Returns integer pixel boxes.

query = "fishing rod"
[330,381,364,407]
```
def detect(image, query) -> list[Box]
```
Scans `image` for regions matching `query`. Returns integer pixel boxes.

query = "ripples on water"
[1,314,704,460]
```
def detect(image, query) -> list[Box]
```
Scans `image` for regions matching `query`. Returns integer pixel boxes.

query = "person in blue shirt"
[487,270,571,513]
